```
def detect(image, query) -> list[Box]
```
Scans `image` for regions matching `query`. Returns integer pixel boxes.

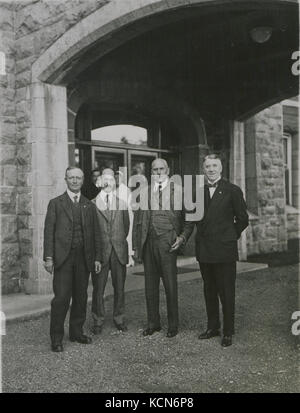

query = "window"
[91,125,148,146]
[283,133,292,205]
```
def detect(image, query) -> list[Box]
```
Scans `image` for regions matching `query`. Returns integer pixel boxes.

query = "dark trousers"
[50,246,89,344]
[143,229,178,331]
[91,248,126,327]
[199,262,236,336]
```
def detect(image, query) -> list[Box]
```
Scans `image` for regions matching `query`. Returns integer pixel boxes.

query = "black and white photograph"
[0,0,299,396]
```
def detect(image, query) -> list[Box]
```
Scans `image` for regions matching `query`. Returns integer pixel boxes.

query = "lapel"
[202,179,227,227]
[148,184,154,210]
[60,192,73,222]
[95,194,110,221]
[79,193,89,227]
[110,193,118,223]
[95,192,116,221]
[162,181,171,210]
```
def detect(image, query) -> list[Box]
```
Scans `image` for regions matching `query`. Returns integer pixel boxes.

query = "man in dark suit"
[91,168,130,334]
[44,166,101,352]
[82,168,101,200]
[132,158,187,338]
[183,154,249,347]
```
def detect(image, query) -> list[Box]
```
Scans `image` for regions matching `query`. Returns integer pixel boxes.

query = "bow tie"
[206,182,218,188]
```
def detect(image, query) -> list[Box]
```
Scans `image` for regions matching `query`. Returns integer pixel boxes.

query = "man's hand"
[44,258,54,274]
[169,236,185,252]
[133,250,142,264]
[95,261,101,274]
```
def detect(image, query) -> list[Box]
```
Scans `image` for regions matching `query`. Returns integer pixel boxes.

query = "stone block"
[0,143,16,165]
[17,214,34,230]
[252,225,264,242]
[0,119,16,144]
[19,229,33,256]
[261,157,272,170]
[15,35,36,60]
[265,227,277,238]
[0,164,17,186]
[15,70,32,89]
[17,170,32,186]
[1,242,19,271]
[1,215,18,243]
[0,187,17,214]
[1,101,15,117]
[263,205,276,215]
[16,143,32,166]
[16,192,32,215]
[1,272,21,295]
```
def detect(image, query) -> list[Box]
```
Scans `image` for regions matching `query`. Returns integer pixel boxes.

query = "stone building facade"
[0,0,299,294]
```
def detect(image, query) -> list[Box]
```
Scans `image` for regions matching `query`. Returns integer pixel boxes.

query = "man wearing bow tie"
[184,154,248,347]
[91,168,130,334]
[132,158,188,338]
[43,167,101,352]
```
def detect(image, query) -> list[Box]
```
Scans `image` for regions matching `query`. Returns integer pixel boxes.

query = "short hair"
[203,154,222,164]
[91,168,100,175]
[101,168,114,177]
[151,158,169,169]
[65,166,84,177]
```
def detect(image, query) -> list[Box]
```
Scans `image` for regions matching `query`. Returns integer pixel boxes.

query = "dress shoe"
[221,336,232,347]
[143,327,161,336]
[70,334,92,344]
[115,323,128,332]
[198,329,220,340]
[92,326,102,335]
[166,330,178,338]
[51,343,63,352]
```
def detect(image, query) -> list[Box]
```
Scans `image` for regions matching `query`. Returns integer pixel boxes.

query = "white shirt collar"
[207,176,222,186]
[67,189,81,202]
[154,178,169,192]
[100,189,114,201]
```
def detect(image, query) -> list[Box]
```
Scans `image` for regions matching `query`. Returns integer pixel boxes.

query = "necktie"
[106,193,110,209]
[207,182,218,188]
[204,185,211,211]
[158,183,162,209]
[74,195,78,203]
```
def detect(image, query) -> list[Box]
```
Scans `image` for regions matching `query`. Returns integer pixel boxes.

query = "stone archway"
[25,0,298,293]
[32,0,298,87]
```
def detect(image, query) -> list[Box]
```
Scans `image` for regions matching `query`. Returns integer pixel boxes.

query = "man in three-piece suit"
[44,167,101,352]
[132,158,187,338]
[91,168,130,334]
[184,154,249,347]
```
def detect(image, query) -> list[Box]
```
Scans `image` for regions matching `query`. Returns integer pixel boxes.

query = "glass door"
[128,150,158,183]
[92,147,127,172]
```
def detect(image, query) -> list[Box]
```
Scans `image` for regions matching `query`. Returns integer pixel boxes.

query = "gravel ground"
[2,264,300,393]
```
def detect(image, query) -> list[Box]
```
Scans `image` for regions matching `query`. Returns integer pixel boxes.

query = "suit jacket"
[183,179,249,263]
[132,181,187,260]
[93,193,130,265]
[43,192,101,271]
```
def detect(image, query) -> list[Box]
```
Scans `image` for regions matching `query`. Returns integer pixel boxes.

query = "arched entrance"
[74,103,183,199]
[26,0,298,293]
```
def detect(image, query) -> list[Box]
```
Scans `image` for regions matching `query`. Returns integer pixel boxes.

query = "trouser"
[91,248,126,327]
[143,229,178,331]
[199,262,236,336]
[50,246,89,344]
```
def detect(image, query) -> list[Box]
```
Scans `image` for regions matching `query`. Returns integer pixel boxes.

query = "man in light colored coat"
[91,168,130,334]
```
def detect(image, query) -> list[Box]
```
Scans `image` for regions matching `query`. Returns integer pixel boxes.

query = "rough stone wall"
[286,207,300,240]
[245,104,288,255]
[0,2,21,293]
[1,0,109,293]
